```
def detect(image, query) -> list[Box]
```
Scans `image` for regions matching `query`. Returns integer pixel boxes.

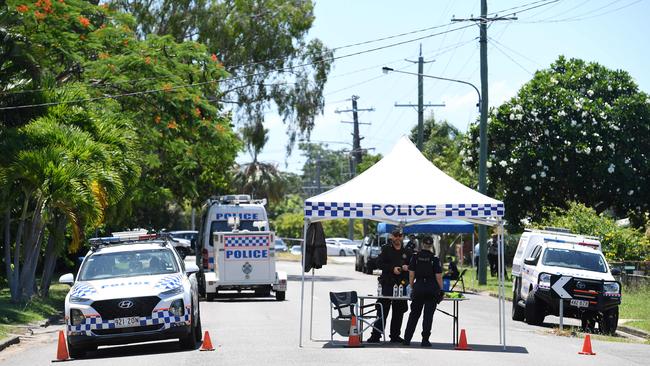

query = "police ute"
[58,233,202,358]
[511,228,621,334]
[196,195,287,301]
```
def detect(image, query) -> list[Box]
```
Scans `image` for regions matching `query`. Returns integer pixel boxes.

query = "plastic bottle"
[398,284,404,297]
[377,283,382,297]
[393,284,398,297]
[406,284,411,297]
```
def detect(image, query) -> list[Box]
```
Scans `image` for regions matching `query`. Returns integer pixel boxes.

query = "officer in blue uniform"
[402,236,443,347]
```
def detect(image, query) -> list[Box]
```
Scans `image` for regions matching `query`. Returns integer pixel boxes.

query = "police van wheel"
[206,292,215,302]
[525,291,545,326]
[275,291,286,301]
[512,280,525,321]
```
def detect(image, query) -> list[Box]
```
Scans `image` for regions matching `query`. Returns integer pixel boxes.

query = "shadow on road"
[79,340,199,360]
[320,340,528,353]
[287,275,353,282]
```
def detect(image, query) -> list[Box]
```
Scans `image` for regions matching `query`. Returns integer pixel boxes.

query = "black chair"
[329,291,384,342]
[450,269,467,293]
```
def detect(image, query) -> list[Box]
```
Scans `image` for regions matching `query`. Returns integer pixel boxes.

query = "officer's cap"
[391,227,403,236]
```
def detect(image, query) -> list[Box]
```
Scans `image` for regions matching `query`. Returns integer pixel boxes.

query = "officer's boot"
[420,337,431,347]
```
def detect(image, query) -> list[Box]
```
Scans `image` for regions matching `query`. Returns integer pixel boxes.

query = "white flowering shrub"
[464,56,650,227]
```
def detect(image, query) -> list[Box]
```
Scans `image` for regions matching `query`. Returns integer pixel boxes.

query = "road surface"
[0,258,648,365]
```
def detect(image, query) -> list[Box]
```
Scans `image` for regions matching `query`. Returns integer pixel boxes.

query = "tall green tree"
[410,117,474,187]
[465,56,650,228]
[115,0,333,150]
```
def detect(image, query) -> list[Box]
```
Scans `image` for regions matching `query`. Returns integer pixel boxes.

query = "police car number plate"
[114,317,140,328]
[570,299,589,308]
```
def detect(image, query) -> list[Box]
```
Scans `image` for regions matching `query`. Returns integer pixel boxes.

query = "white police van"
[196,195,287,301]
[511,228,621,334]
[59,233,201,358]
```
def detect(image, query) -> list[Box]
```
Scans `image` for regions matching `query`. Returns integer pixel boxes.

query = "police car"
[58,234,202,358]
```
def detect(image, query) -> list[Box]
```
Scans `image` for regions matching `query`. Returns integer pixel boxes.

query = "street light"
[381,67,481,109]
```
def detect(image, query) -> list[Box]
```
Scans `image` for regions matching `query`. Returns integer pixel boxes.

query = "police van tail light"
[538,273,551,290]
[202,249,209,269]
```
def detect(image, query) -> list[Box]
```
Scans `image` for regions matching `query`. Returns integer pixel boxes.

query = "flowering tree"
[464,56,650,227]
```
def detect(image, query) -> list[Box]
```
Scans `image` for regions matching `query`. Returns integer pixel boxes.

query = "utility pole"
[335,96,374,240]
[394,45,445,150]
[453,1,516,285]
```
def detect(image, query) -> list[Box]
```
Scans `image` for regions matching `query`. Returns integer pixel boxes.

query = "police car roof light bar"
[88,234,164,250]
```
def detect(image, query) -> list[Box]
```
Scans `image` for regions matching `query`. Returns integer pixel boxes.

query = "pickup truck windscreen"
[541,248,607,273]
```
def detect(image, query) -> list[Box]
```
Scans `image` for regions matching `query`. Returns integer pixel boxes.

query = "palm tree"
[232,122,286,203]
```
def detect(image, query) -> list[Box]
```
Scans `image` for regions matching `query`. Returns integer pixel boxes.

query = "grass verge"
[462,266,514,301]
[0,283,68,339]
[276,252,301,262]
[619,285,650,333]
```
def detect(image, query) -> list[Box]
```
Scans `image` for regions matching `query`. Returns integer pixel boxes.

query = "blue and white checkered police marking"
[70,283,97,298]
[224,235,270,247]
[304,201,504,219]
[67,310,191,336]
[155,274,183,290]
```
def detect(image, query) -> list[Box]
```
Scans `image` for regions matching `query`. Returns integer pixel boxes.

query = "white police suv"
[58,234,201,358]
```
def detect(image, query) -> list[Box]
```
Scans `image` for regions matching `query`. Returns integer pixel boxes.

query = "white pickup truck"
[511,228,621,334]
[196,195,287,301]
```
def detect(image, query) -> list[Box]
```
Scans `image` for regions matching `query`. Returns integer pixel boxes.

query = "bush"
[537,202,649,261]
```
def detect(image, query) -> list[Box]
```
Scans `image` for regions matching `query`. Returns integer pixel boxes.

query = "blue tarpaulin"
[377,218,473,234]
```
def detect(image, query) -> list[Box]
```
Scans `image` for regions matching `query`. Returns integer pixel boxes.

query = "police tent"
[299,136,508,349]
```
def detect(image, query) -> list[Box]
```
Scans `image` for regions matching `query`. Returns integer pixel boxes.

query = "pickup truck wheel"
[512,286,525,321]
[355,259,361,272]
[339,250,346,256]
[275,291,286,301]
[600,307,619,335]
[363,262,372,274]
[524,291,545,326]
[206,292,215,302]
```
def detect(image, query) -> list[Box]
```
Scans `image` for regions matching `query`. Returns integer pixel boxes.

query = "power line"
[489,36,542,68]
[521,0,642,23]
[489,38,533,75]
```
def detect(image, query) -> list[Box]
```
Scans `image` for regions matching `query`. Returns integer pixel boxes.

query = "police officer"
[403,235,443,347]
[367,228,411,343]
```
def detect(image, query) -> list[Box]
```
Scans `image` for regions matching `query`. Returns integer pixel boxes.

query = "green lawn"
[0,283,69,339]
[462,266,514,301]
[619,285,650,333]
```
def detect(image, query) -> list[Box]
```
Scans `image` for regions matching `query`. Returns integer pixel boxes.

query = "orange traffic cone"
[455,329,472,350]
[346,315,362,348]
[52,330,70,362]
[200,330,215,351]
[578,334,596,355]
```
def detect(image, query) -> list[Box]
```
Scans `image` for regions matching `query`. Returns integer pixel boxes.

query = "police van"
[196,195,287,301]
[511,228,621,334]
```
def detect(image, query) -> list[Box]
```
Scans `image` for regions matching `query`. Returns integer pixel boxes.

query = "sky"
[238,0,650,175]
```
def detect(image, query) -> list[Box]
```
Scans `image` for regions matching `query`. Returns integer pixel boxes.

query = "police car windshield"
[541,248,607,273]
[79,249,179,281]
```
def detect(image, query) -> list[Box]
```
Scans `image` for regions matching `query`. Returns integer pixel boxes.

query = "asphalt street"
[1,257,648,365]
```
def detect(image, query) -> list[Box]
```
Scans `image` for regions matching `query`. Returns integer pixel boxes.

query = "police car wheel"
[194,311,203,342]
[180,304,197,349]
[67,342,90,359]
[339,250,346,256]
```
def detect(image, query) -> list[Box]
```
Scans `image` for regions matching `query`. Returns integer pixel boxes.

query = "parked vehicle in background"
[168,230,199,255]
[274,238,288,252]
[511,228,621,335]
[355,235,386,274]
[290,245,302,256]
[196,195,287,301]
[59,234,201,358]
[325,238,356,256]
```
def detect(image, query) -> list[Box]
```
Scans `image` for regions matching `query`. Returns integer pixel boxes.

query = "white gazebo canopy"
[299,136,509,350]
[304,136,504,225]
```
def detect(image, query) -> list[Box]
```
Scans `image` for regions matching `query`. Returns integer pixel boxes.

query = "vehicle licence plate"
[114,317,140,328]
[570,299,589,308]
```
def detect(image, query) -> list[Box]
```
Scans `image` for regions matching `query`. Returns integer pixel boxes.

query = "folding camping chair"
[329,291,385,342]
[450,269,467,293]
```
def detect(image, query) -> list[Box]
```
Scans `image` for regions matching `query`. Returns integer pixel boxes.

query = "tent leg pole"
[309,268,315,340]
[500,223,507,350]
[497,226,502,346]
[471,232,475,290]
[299,220,309,347]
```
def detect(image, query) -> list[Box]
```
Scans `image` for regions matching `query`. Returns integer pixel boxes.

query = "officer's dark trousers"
[404,299,436,341]
[371,299,408,339]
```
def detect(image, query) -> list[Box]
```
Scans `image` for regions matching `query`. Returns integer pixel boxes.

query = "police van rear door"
[215,231,275,284]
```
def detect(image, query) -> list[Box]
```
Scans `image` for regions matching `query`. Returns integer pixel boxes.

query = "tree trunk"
[40,217,66,298]
[19,197,44,299]
[3,209,12,292]
[10,193,31,302]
